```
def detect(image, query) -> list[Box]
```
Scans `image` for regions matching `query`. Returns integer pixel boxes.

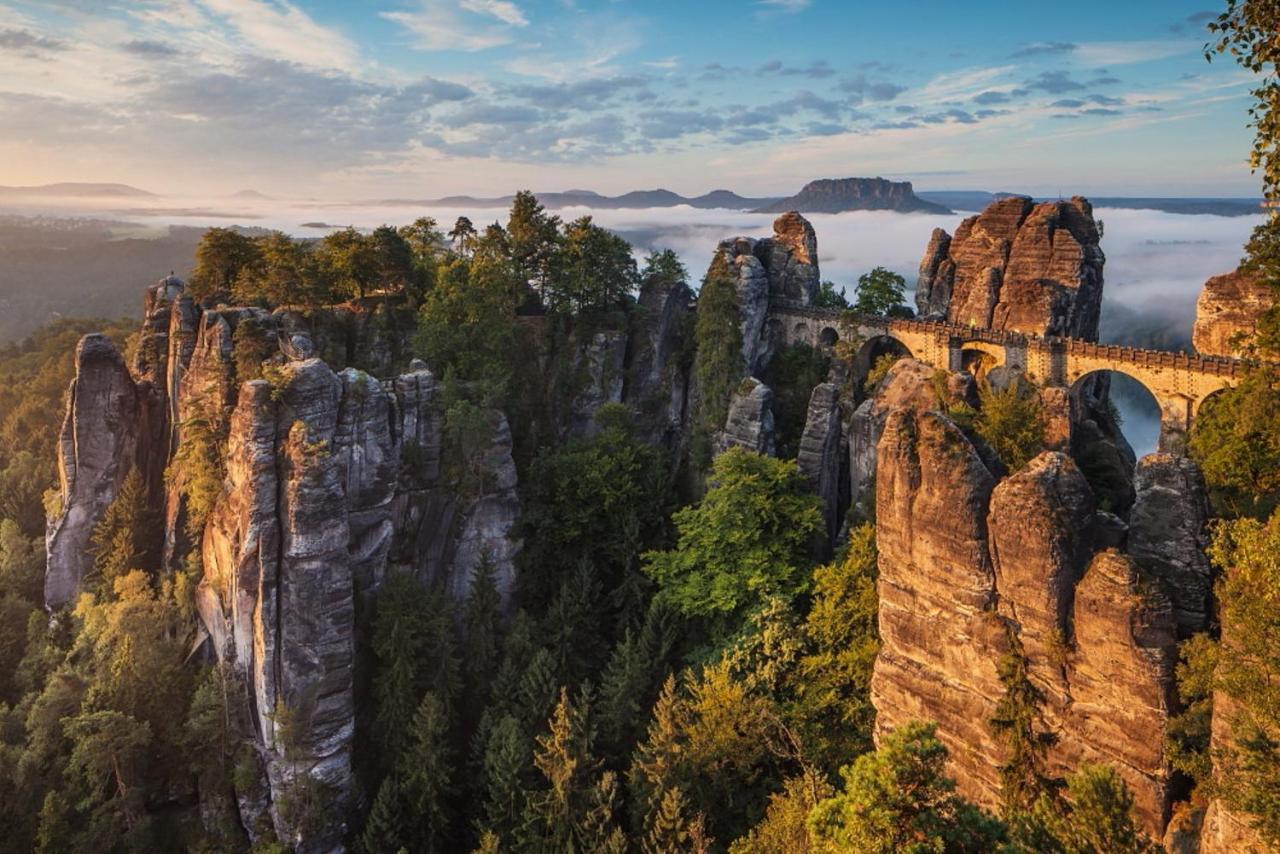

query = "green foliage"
[1189,366,1280,517]
[87,469,159,593]
[729,775,833,854]
[449,216,478,255]
[864,352,901,389]
[1188,512,1280,846]
[974,379,1046,472]
[989,629,1060,815]
[554,216,637,313]
[507,190,562,298]
[852,267,910,317]
[692,252,744,442]
[1207,0,1280,204]
[793,524,880,767]
[762,343,830,459]
[189,227,259,302]
[167,407,225,540]
[1013,764,1160,853]
[812,280,849,310]
[370,573,459,769]
[319,227,378,301]
[231,315,274,381]
[518,415,671,614]
[641,249,688,289]
[414,252,520,394]
[807,720,1006,853]
[401,692,455,852]
[644,448,821,634]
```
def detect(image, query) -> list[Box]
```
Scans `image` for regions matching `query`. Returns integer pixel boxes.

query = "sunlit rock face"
[1192,267,1273,357]
[917,196,1105,340]
[45,334,141,608]
[870,390,1186,837]
[716,211,823,373]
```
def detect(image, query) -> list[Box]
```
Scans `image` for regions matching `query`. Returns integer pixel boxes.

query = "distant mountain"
[375,188,783,211]
[754,177,952,215]
[0,182,156,198]
[231,189,272,200]
[917,190,1268,217]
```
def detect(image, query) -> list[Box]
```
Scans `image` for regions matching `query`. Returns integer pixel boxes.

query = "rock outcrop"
[1128,455,1211,638]
[755,177,951,215]
[870,367,1185,836]
[846,359,978,516]
[871,406,1007,806]
[716,377,776,456]
[796,382,843,545]
[625,268,695,447]
[45,334,142,608]
[916,196,1105,339]
[1192,268,1273,357]
[716,212,822,372]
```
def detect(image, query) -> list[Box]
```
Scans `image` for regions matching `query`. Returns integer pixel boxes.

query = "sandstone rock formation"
[1059,549,1177,832]
[1192,268,1274,357]
[916,196,1105,339]
[715,212,822,372]
[1128,454,1211,638]
[625,268,695,447]
[871,406,1006,806]
[755,177,951,215]
[846,359,977,516]
[796,382,843,546]
[870,367,1185,837]
[565,328,627,438]
[45,334,142,608]
[717,377,776,456]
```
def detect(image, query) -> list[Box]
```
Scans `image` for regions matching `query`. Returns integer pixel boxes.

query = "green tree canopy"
[644,448,821,634]
[852,267,910,318]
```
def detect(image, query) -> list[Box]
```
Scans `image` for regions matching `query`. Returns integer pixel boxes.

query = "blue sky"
[0,0,1262,198]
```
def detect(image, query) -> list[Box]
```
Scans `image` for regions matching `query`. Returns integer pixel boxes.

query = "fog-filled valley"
[0,195,1260,457]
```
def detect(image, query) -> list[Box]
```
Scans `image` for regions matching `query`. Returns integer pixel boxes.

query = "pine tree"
[541,559,602,686]
[359,775,408,854]
[516,648,559,735]
[88,469,158,592]
[990,629,1060,814]
[628,675,689,837]
[643,786,695,854]
[401,692,454,852]
[579,771,628,854]
[520,687,601,852]
[462,551,503,716]
[480,714,532,841]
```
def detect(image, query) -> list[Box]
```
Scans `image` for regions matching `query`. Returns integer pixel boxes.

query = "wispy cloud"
[383,0,529,52]
[1072,40,1196,66]
[755,0,811,13]
[196,0,361,71]
[1010,41,1076,59]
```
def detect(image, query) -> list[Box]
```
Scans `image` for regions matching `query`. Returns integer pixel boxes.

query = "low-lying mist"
[4,195,1261,457]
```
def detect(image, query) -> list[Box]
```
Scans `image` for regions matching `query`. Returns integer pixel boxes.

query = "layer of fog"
[4,195,1261,456]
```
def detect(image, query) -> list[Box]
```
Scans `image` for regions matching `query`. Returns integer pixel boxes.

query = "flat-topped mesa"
[1192,267,1275,358]
[755,177,952,215]
[917,196,1105,340]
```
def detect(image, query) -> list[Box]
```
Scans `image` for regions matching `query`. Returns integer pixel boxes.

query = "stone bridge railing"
[768,300,1252,450]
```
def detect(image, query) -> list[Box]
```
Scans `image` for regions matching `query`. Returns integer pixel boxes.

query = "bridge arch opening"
[854,334,913,399]
[960,348,998,381]
[1069,370,1161,514]
[819,326,839,348]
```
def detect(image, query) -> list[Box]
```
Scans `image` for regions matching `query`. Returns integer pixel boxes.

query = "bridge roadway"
[768,300,1248,451]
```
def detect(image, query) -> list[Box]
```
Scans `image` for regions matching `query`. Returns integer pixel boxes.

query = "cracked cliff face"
[1192,267,1274,358]
[48,276,525,849]
[916,196,1105,339]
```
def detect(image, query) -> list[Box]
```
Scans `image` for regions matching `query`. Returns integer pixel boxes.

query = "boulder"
[1192,268,1274,357]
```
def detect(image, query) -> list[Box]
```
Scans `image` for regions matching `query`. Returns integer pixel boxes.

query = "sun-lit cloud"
[382,0,528,52]
[1073,40,1198,67]
[195,0,361,71]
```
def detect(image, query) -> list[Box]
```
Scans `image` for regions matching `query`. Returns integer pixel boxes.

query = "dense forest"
[1,2,1278,852]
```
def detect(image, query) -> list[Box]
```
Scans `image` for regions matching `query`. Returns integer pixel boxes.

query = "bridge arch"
[819,326,840,348]
[853,334,914,395]
[1069,369,1165,458]
[958,342,1006,381]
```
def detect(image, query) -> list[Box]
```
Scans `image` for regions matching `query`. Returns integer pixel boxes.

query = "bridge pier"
[1157,396,1193,454]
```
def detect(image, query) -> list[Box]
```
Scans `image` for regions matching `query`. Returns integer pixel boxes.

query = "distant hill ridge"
[754,177,952,215]
[0,182,157,198]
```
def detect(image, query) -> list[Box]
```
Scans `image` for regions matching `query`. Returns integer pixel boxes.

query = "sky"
[0,0,1264,198]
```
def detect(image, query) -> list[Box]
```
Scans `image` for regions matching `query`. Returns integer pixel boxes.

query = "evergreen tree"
[1017,763,1159,854]
[974,379,1047,473]
[401,692,455,852]
[449,216,478,254]
[461,552,504,722]
[506,191,562,298]
[480,714,533,842]
[189,227,260,302]
[691,251,744,447]
[643,786,697,854]
[628,675,689,837]
[990,630,1060,814]
[807,720,1006,853]
[88,469,158,592]
[520,687,603,852]
[359,775,408,854]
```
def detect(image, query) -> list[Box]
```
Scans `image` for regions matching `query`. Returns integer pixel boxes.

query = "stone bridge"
[769,301,1248,451]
